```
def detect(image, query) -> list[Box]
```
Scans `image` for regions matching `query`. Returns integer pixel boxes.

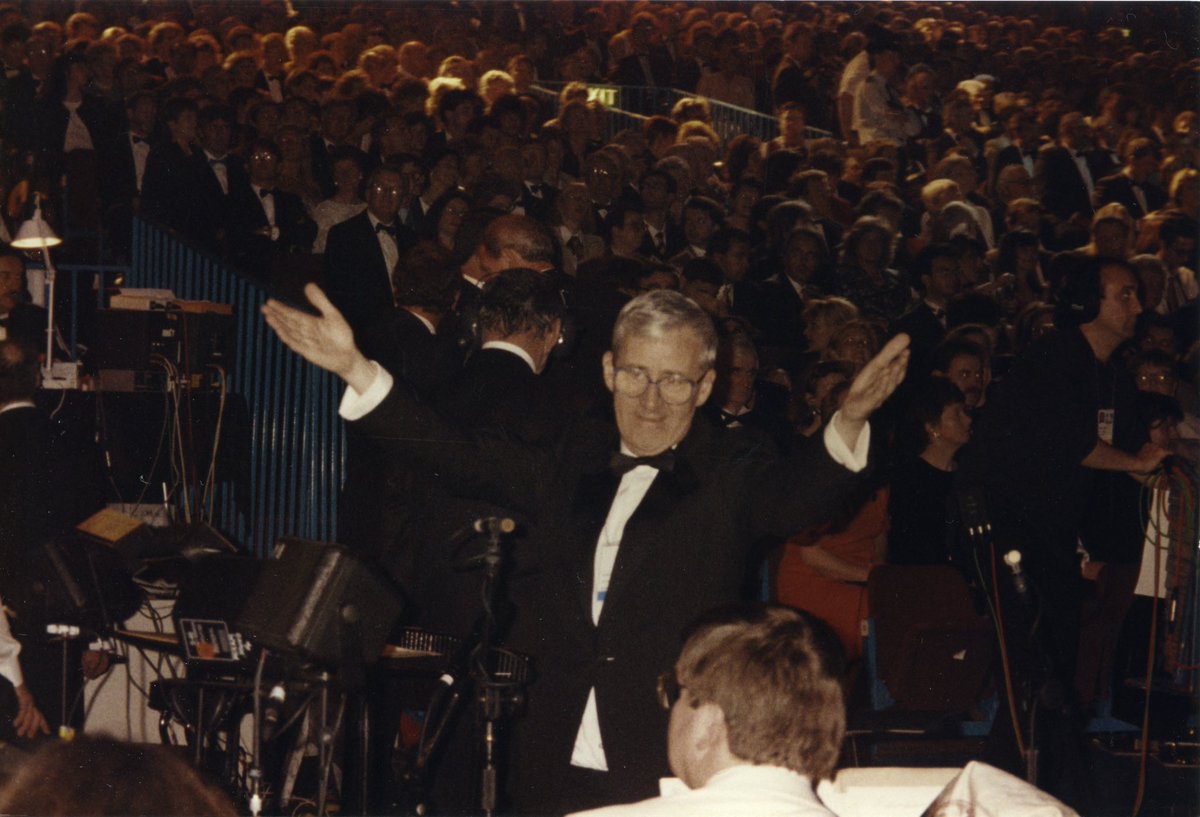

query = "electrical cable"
[203,364,228,521]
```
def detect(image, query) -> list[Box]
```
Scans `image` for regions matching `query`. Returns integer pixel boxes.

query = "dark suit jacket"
[323,211,405,339]
[992,143,1037,187]
[610,52,675,88]
[1092,172,1168,220]
[32,92,116,181]
[747,273,810,352]
[141,142,219,244]
[352,383,861,809]
[224,181,317,271]
[891,301,946,374]
[0,67,38,152]
[637,221,685,262]
[1035,144,1110,222]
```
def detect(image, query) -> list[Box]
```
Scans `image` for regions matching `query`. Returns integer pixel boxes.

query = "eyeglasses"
[1137,372,1176,385]
[656,669,684,710]
[613,367,700,404]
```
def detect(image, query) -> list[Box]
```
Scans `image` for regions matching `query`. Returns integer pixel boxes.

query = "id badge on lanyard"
[1098,408,1115,445]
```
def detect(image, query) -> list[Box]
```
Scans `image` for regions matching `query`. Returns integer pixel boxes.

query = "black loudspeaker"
[237,539,403,669]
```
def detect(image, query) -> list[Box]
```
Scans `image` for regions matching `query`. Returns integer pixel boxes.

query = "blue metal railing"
[532,81,834,144]
[129,219,342,554]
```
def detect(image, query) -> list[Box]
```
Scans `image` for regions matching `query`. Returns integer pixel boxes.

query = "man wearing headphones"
[957,257,1168,809]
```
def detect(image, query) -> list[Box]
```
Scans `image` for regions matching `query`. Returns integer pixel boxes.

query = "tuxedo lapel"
[596,451,700,625]
[571,464,621,624]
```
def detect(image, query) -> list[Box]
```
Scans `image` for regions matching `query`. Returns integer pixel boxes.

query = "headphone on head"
[1053,258,1104,328]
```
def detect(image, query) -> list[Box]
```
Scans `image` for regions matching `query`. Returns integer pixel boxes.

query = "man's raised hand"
[832,333,911,447]
[262,283,377,393]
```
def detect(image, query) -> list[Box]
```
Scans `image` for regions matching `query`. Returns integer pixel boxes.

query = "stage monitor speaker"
[237,538,404,669]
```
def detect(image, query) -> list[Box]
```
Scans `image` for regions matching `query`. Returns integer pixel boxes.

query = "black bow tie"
[209,157,226,167]
[131,135,147,145]
[376,222,397,237]
[259,188,274,199]
[610,450,675,476]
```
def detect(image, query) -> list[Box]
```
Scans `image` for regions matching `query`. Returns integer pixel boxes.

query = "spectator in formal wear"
[1035,111,1104,226]
[311,147,367,254]
[139,97,205,240]
[1093,137,1168,221]
[565,605,846,817]
[1152,212,1198,314]
[611,13,674,88]
[669,195,723,269]
[226,138,316,271]
[323,162,410,339]
[836,216,913,320]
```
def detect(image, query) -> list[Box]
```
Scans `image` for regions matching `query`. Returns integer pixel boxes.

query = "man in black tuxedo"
[1035,112,1113,225]
[312,98,364,199]
[263,282,910,815]
[0,23,38,154]
[636,169,685,262]
[97,90,156,258]
[891,243,960,371]
[0,339,106,737]
[610,13,675,88]
[192,105,245,251]
[323,163,413,341]
[1093,137,1168,221]
[225,139,316,273]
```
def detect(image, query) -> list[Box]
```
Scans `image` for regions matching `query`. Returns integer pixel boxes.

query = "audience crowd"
[0,0,1197,813]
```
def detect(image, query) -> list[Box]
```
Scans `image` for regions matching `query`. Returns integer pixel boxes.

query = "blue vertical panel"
[127,218,343,555]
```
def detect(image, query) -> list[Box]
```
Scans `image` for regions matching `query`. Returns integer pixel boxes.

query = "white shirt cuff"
[338,361,394,421]
[823,411,870,473]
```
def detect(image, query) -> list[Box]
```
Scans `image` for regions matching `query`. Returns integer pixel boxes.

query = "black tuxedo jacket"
[992,143,1037,184]
[97,131,142,206]
[142,140,204,233]
[637,221,685,262]
[1092,173,1168,220]
[324,211,409,339]
[0,67,38,151]
[353,382,860,808]
[891,301,946,374]
[518,181,555,221]
[141,142,223,245]
[748,274,810,352]
[32,92,116,180]
[1035,144,1110,222]
[225,180,317,270]
[610,52,675,88]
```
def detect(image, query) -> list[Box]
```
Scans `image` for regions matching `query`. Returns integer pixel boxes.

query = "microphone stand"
[407,519,523,817]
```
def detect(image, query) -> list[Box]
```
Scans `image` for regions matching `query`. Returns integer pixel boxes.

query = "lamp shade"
[11,206,62,249]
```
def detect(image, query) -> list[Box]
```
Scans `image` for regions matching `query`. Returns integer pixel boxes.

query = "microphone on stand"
[261,684,286,741]
[1003,550,1030,601]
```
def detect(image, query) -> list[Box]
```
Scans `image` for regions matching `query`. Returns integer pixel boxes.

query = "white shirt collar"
[405,308,436,335]
[0,400,36,416]
[480,340,536,372]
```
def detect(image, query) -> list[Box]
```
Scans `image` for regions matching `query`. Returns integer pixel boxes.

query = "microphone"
[1003,550,1029,600]
[261,683,286,741]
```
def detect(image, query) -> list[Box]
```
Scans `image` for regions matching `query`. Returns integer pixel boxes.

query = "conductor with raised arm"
[264,283,909,815]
